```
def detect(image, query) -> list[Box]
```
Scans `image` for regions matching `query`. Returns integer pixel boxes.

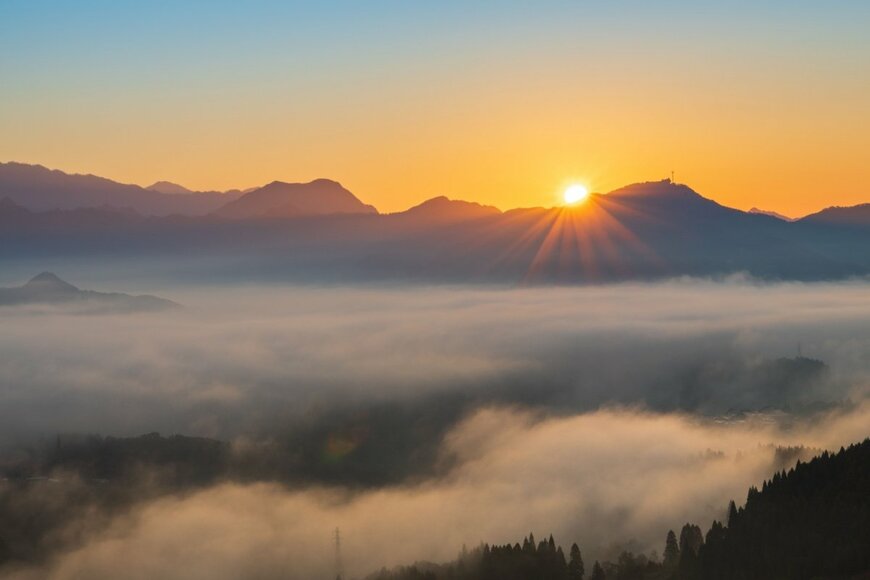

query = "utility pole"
[334,527,343,580]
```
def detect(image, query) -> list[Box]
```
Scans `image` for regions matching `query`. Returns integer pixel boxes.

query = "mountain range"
[0,162,243,216]
[748,207,795,222]
[4,162,870,283]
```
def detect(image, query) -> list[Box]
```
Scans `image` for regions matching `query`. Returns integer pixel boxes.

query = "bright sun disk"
[563,184,589,205]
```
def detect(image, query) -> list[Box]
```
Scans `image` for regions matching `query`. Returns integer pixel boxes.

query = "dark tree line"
[366,534,591,580]
[366,439,870,580]
[691,438,870,579]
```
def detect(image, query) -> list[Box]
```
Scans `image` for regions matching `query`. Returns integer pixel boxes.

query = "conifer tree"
[589,561,605,580]
[568,543,585,580]
[663,529,680,570]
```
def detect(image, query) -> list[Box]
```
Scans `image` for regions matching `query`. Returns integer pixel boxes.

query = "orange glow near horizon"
[4,102,868,217]
[2,61,868,217]
[2,5,869,217]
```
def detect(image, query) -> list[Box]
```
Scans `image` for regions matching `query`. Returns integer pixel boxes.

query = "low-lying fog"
[2,278,869,578]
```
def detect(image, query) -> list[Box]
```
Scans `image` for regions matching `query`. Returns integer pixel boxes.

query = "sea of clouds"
[2,278,869,578]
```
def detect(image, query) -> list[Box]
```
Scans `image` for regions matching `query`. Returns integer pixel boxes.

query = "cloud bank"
[2,279,870,577]
[7,403,870,580]
[1,279,869,444]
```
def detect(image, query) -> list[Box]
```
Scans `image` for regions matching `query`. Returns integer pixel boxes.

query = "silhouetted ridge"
[0,274,178,311]
[398,196,501,221]
[214,178,378,219]
[800,203,870,226]
[146,181,194,195]
[24,272,78,293]
[0,196,29,215]
[6,168,870,283]
[605,179,704,201]
[0,162,241,216]
[591,179,746,222]
[749,207,795,221]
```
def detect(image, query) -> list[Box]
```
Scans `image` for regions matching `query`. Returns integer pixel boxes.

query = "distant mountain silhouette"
[0,196,31,219]
[0,272,178,312]
[0,197,147,234]
[146,181,195,195]
[605,179,705,200]
[24,272,79,294]
[800,203,870,226]
[8,174,870,283]
[146,180,251,197]
[749,207,795,222]
[396,196,501,223]
[0,162,241,216]
[214,178,378,219]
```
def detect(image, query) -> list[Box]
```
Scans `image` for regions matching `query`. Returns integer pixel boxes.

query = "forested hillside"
[365,439,870,580]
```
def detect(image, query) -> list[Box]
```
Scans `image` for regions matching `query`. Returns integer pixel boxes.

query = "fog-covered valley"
[1,278,869,578]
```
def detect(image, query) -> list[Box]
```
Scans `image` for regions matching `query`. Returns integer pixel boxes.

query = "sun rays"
[446,192,666,283]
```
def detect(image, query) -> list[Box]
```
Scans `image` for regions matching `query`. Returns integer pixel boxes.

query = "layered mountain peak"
[749,207,795,222]
[0,162,239,216]
[1,273,178,312]
[605,179,703,200]
[214,178,378,219]
[23,272,79,293]
[595,179,737,222]
[146,181,194,195]
[800,203,870,226]
[0,196,27,212]
[398,196,501,222]
[306,178,342,187]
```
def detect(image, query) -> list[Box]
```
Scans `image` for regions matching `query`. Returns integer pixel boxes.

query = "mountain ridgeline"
[214,178,377,219]
[0,162,243,215]
[0,272,177,312]
[6,162,870,283]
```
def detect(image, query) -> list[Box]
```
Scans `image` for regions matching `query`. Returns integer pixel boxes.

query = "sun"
[563,184,589,205]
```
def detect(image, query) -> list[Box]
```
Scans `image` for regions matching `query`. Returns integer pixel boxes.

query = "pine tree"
[663,529,680,570]
[568,543,585,580]
[679,524,703,555]
[678,524,703,578]
[589,561,605,580]
[556,546,568,578]
[727,500,739,528]
[525,533,536,554]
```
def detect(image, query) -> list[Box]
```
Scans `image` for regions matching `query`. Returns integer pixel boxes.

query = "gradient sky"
[1,1,868,215]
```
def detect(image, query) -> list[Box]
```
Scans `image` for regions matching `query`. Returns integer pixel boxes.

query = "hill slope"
[214,178,377,218]
[694,438,870,580]
[0,162,240,216]
[396,196,501,223]
[365,440,870,580]
[800,203,870,227]
[0,273,178,312]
